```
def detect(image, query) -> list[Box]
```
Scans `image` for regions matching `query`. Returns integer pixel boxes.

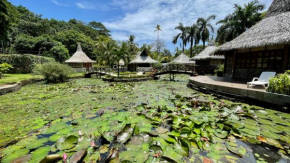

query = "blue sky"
[9,0,272,52]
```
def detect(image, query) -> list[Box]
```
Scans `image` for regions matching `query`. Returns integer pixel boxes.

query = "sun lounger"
[137,72,144,75]
[247,71,276,88]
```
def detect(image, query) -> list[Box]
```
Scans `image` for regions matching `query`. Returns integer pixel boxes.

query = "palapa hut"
[129,49,158,72]
[216,0,290,79]
[65,43,95,72]
[192,42,224,74]
[170,53,196,65]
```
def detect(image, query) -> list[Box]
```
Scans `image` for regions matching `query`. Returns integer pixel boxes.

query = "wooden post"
[232,50,237,78]
[282,45,289,72]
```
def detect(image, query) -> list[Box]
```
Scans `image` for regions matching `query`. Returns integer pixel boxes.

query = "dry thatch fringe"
[265,0,290,18]
[192,46,225,60]
[217,12,290,53]
[65,43,95,63]
[170,53,195,65]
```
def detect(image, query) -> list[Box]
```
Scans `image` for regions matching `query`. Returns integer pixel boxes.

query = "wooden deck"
[188,76,290,108]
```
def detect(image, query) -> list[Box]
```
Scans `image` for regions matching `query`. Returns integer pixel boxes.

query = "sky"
[9,0,272,52]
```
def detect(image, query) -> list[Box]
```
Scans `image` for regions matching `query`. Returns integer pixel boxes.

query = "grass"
[0,74,42,85]
[0,73,84,85]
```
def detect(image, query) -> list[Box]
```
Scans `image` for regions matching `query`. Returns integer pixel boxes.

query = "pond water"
[0,75,289,163]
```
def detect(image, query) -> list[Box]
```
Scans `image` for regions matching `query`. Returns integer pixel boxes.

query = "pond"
[0,76,289,163]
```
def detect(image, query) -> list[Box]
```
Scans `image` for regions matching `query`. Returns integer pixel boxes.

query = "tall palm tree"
[216,0,264,44]
[154,24,162,41]
[197,15,216,49]
[175,23,187,52]
[128,35,135,45]
[185,24,198,58]
[172,36,178,55]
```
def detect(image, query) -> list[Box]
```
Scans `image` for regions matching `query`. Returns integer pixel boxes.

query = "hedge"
[267,70,290,96]
[0,54,55,73]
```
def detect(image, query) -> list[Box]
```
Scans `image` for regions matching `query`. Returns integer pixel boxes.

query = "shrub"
[267,70,290,95]
[0,63,13,79]
[214,64,224,74]
[33,62,74,83]
[0,54,55,73]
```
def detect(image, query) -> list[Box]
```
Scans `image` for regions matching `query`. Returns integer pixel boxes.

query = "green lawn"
[0,74,42,85]
[0,73,84,85]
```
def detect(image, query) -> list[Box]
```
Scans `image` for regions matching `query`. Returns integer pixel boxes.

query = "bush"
[267,70,290,95]
[0,54,55,73]
[0,63,13,79]
[33,62,74,83]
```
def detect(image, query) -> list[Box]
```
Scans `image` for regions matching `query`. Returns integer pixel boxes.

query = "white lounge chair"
[247,71,276,88]
[136,72,144,75]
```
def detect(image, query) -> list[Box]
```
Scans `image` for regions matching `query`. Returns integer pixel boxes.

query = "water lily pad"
[39,154,62,163]
[2,148,30,163]
[156,127,168,134]
[11,154,32,163]
[26,138,48,150]
[226,144,246,157]
[117,125,134,144]
[69,149,87,163]
[214,130,228,139]
[56,135,78,150]
[260,130,280,140]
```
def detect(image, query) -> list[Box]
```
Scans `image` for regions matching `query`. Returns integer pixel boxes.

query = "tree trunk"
[203,40,205,49]
[190,38,194,58]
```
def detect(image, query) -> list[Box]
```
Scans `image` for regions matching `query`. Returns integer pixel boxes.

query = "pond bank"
[189,76,290,111]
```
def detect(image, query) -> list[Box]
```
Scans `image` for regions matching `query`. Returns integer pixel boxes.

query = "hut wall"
[224,52,234,77]
[229,45,287,79]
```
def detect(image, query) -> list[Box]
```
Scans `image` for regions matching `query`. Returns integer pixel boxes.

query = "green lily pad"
[26,138,49,150]
[2,148,30,163]
[56,135,78,150]
[117,125,134,144]
[226,144,247,157]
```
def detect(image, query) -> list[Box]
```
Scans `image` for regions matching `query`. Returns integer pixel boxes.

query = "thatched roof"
[192,46,225,60]
[130,49,158,64]
[265,0,290,18]
[65,43,95,63]
[170,53,195,65]
[217,0,290,53]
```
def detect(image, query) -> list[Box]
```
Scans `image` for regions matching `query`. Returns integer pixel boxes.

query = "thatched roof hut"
[170,53,195,65]
[217,0,290,53]
[65,43,95,63]
[192,46,224,60]
[130,49,158,64]
[265,0,290,18]
[216,0,290,79]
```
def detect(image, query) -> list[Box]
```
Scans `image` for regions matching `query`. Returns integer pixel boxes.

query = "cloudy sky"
[10,0,272,51]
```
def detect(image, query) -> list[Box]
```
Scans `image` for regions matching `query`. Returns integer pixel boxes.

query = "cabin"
[191,43,224,74]
[216,0,290,79]
[65,43,95,72]
[129,49,158,72]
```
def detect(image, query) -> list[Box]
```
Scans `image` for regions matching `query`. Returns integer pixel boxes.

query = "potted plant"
[215,65,224,77]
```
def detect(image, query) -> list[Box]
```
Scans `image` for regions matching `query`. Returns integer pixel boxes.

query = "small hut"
[170,53,196,65]
[192,42,224,74]
[129,49,158,72]
[65,43,95,72]
[216,0,290,79]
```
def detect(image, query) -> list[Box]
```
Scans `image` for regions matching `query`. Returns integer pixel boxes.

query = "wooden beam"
[232,50,237,78]
[282,44,289,72]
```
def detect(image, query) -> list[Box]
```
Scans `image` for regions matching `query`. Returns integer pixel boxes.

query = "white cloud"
[103,0,272,50]
[51,0,69,7]
[76,1,113,11]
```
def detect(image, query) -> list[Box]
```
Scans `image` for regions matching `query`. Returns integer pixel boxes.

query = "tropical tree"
[175,23,187,52]
[172,36,178,55]
[197,15,216,49]
[154,24,162,41]
[100,41,116,68]
[185,24,198,58]
[216,0,264,44]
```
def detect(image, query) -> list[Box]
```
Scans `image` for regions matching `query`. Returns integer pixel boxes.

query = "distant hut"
[192,42,224,74]
[65,43,95,72]
[170,53,196,65]
[216,0,290,79]
[129,49,158,72]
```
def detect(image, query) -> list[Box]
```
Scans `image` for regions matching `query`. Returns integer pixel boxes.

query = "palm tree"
[216,0,264,44]
[185,24,198,58]
[101,41,116,68]
[172,36,178,55]
[197,15,216,49]
[175,23,187,52]
[154,24,162,41]
[128,35,135,45]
